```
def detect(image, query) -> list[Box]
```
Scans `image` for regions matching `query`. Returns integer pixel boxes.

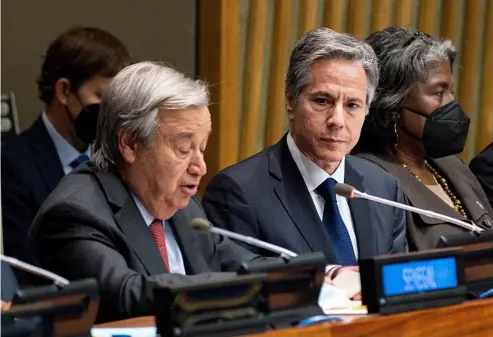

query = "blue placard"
[382,257,458,297]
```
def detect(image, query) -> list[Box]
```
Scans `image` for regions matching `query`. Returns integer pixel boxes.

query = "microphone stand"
[0,255,69,286]
[210,226,298,259]
[353,190,483,233]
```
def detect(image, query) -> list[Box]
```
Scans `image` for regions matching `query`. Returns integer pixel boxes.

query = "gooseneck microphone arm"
[190,218,298,259]
[335,183,483,233]
[0,254,70,286]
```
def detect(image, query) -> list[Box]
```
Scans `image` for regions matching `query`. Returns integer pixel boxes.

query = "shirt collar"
[286,132,345,192]
[131,192,155,227]
[42,111,92,167]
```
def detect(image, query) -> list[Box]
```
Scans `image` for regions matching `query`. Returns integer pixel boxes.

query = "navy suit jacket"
[202,136,408,263]
[1,116,64,265]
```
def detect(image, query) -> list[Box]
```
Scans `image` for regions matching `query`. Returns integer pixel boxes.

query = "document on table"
[91,326,157,337]
[318,283,367,315]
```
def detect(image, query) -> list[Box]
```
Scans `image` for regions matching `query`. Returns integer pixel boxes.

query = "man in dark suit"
[26,62,262,323]
[203,28,407,283]
[470,142,493,207]
[1,27,131,266]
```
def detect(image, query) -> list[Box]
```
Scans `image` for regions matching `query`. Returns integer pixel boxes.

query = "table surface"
[94,297,493,337]
[95,316,155,328]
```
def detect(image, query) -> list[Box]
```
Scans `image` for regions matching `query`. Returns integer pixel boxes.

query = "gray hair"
[92,61,210,172]
[365,27,457,130]
[286,27,379,109]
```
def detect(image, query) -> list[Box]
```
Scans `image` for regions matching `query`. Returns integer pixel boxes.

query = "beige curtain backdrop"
[197,0,493,193]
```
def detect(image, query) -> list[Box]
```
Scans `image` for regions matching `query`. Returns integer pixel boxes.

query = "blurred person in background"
[1,27,132,275]
[353,27,493,251]
[470,142,493,208]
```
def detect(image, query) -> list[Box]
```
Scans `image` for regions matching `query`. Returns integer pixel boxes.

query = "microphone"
[0,254,70,286]
[190,218,298,259]
[335,183,483,233]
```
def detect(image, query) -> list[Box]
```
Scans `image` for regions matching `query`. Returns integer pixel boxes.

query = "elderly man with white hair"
[26,62,263,323]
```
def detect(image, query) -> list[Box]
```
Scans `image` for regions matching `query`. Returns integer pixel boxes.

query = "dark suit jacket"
[470,142,493,208]
[2,116,64,265]
[26,163,262,323]
[202,136,407,263]
[1,262,19,301]
[356,152,493,251]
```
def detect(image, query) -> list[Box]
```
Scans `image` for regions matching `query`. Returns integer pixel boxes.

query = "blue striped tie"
[316,178,356,266]
[70,154,90,169]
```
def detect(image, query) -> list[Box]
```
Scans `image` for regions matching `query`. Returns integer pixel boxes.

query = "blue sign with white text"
[382,257,458,296]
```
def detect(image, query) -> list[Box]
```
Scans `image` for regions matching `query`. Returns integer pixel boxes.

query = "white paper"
[91,327,156,337]
[332,269,361,299]
[324,307,368,315]
[318,283,353,309]
[318,283,367,315]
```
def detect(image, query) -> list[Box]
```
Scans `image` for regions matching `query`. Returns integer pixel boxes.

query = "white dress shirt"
[42,112,91,174]
[286,132,359,258]
[132,194,187,275]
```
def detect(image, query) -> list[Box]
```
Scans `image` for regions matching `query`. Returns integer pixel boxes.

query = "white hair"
[92,61,210,171]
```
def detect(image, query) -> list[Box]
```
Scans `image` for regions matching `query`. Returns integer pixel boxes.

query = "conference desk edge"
[95,297,493,337]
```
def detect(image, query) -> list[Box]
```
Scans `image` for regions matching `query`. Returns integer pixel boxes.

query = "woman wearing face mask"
[352,27,493,251]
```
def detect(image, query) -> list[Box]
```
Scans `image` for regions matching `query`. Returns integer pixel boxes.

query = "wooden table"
[95,316,155,328]
[95,298,493,336]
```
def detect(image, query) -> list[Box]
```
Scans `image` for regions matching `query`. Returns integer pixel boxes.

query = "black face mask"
[400,100,470,158]
[75,103,100,144]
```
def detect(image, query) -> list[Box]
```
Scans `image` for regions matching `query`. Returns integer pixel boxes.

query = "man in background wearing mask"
[1,27,132,277]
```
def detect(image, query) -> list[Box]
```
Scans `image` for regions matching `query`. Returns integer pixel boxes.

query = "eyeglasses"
[402,31,433,48]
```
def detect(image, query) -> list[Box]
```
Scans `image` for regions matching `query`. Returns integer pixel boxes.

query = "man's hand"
[325,266,361,300]
[1,301,11,312]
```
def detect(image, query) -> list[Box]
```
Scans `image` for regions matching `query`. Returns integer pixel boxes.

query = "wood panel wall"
[197,0,492,191]
[196,0,240,194]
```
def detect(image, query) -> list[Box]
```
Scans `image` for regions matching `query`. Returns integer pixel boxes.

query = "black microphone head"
[190,218,212,232]
[334,183,356,198]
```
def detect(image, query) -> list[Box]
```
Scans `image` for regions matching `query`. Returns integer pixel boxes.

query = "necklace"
[402,160,468,218]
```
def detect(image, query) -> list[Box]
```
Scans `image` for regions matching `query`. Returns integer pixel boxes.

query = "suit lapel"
[431,157,488,223]
[357,152,463,224]
[270,136,337,262]
[169,208,208,274]
[28,116,65,191]
[345,159,376,259]
[357,153,472,225]
[392,160,460,224]
[96,170,168,275]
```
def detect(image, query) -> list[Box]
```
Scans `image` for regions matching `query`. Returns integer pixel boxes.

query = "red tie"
[149,219,170,270]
